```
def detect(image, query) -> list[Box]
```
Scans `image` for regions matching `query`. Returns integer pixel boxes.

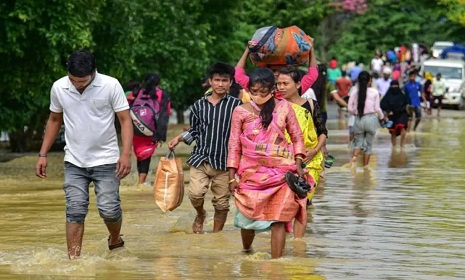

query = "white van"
[421,59,465,110]
[431,41,454,58]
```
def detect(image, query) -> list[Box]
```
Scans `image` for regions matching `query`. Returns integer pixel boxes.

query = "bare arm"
[309,46,317,67]
[36,112,63,178]
[116,109,133,179]
[39,112,63,155]
[316,134,327,152]
[168,104,199,150]
[236,46,250,69]
[331,92,348,107]
[228,167,238,193]
[301,47,319,93]
[235,47,251,91]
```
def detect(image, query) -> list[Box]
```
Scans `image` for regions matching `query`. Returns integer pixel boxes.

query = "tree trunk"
[176,109,185,124]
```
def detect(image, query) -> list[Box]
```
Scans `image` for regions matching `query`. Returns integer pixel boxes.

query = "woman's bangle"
[295,156,304,161]
[228,179,237,184]
[39,154,47,158]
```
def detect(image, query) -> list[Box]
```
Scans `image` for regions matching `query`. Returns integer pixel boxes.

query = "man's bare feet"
[192,210,207,234]
[350,155,357,168]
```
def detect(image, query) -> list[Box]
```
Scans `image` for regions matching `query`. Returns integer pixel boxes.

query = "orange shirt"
[335,77,352,98]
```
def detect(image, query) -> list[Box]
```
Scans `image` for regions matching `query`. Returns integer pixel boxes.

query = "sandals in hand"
[285,172,312,199]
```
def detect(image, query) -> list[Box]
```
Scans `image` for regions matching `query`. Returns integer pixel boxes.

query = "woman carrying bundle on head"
[227,68,307,258]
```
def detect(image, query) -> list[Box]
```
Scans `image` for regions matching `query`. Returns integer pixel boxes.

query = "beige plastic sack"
[153,151,184,212]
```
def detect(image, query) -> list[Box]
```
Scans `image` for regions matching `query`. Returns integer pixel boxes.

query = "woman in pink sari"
[227,68,307,259]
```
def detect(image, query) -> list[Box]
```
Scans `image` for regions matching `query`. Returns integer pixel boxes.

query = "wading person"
[432,73,446,117]
[380,81,411,147]
[129,73,171,186]
[228,68,307,258]
[422,72,433,115]
[348,71,386,167]
[168,62,241,234]
[333,70,352,119]
[404,71,422,131]
[277,65,327,236]
[35,49,133,259]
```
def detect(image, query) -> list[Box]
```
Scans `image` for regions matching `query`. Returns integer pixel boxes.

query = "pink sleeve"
[227,107,243,169]
[301,66,318,93]
[348,89,357,115]
[373,91,384,119]
[235,67,249,92]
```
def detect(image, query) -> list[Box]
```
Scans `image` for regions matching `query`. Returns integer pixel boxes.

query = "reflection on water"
[1,116,465,279]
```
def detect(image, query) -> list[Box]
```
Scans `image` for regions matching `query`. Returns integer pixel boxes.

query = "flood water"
[1,111,465,279]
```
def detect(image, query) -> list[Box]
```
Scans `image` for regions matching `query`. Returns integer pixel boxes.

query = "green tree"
[93,0,243,122]
[439,0,465,25]
[0,0,240,150]
[0,0,103,152]
[0,0,333,152]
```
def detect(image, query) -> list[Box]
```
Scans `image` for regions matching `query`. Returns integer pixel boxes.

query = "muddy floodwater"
[1,112,465,279]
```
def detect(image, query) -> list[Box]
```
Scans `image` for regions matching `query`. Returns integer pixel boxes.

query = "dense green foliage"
[439,0,465,25]
[0,0,464,151]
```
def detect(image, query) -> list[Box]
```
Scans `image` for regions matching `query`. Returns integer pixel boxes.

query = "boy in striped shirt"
[168,62,241,233]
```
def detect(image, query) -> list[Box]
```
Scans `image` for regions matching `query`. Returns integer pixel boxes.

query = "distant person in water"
[348,71,386,167]
[129,73,171,186]
[381,81,410,147]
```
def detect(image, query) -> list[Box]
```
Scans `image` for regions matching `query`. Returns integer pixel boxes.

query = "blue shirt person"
[403,72,423,131]
[404,79,422,106]
[349,62,363,84]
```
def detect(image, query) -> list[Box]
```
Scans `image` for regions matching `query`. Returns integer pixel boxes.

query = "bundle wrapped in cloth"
[248,26,313,67]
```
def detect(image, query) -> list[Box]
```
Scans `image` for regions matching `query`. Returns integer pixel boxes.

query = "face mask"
[252,94,273,105]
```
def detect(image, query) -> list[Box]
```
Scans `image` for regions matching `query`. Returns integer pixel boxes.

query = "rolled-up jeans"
[63,162,122,223]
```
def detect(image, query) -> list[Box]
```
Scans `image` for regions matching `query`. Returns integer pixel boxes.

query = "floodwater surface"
[1,114,465,279]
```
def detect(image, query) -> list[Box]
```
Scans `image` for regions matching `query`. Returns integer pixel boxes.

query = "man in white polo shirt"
[35,50,133,259]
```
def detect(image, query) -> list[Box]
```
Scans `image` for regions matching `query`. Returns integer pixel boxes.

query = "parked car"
[420,58,465,110]
[431,41,454,58]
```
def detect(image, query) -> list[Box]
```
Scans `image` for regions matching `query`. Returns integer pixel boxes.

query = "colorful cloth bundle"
[248,26,313,67]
